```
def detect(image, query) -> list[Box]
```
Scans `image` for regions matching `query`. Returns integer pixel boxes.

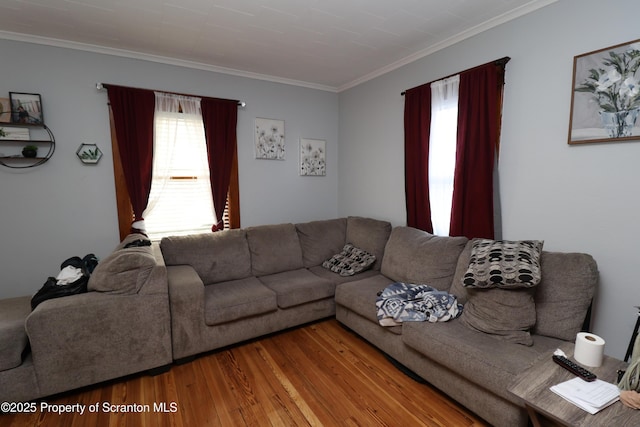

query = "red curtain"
[449,63,500,239]
[404,85,433,233]
[106,85,155,234]
[201,98,238,231]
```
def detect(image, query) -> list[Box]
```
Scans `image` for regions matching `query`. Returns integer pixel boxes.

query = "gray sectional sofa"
[0,216,598,427]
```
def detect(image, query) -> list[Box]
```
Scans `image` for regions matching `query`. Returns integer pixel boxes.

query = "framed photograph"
[255,118,285,160]
[10,92,44,125]
[300,138,326,176]
[0,98,11,123]
[568,39,640,144]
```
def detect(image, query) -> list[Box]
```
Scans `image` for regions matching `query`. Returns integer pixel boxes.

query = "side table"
[508,342,640,426]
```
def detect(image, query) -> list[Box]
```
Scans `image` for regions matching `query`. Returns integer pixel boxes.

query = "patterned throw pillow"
[322,243,376,276]
[462,239,543,289]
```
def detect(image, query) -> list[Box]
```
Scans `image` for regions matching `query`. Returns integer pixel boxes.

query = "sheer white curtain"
[144,92,215,240]
[429,75,459,236]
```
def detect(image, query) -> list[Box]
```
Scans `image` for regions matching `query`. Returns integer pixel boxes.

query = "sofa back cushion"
[88,245,157,295]
[451,242,599,342]
[295,218,347,267]
[246,223,304,276]
[346,216,392,271]
[381,226,468,291]
[532,252,598,341]
[160,230,252,284]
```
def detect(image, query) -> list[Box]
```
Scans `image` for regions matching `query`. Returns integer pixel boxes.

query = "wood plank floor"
[2,319,489,426]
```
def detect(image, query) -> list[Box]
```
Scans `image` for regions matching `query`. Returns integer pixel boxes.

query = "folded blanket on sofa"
[376,282,462,327]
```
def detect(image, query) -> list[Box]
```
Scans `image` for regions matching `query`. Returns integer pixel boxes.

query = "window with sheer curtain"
[404,58,508,240]
[143,92,216,240]
[428,75,459,236]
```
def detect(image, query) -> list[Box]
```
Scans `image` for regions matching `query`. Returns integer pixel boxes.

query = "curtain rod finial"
[96,83,104,91]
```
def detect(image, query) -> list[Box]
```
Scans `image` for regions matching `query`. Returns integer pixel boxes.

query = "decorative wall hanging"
[10,92,44,125]
[76,143,103,164]
[299,138,326,176]
[569,39,640,144]
[255,118,285,160]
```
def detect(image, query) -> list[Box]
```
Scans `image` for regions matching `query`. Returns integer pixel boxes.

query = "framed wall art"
[255,118,285,160]
[568,39,640,144]
[10,92,44,125]
[299,138,326,176]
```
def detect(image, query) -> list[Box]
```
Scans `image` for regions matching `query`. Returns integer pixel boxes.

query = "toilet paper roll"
[574,332,605,367]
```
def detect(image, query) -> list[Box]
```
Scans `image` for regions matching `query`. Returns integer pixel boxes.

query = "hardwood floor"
[2,319,489,426]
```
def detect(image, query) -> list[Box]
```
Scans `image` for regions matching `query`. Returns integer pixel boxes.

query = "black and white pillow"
[322,243,376,276]
[462,239,543,289]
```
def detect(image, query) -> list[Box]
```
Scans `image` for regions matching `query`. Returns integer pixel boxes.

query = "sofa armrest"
[166,265,207,359]
[25,290,172,397]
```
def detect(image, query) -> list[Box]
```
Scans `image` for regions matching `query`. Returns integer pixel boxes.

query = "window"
[404,58,508,239]
[108,88,240,241]
[428,76,459,236]
[144,93,215,240]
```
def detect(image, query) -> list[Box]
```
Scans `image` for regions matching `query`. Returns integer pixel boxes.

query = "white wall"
[339,0,640,359]
[0,39,339,299]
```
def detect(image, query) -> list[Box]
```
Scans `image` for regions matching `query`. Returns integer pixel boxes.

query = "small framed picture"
[10,92,44,125]
[0,98,11,123]
[300,138,326,176]
[255,118,285,160]
[76,143,103,164]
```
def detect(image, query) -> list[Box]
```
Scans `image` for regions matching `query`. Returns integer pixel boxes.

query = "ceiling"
[0,0,555,91]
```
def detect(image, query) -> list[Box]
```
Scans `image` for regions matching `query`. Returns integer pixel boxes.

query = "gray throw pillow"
[463,239,543,289]
[459,287,536,346]
[322,243,376,276]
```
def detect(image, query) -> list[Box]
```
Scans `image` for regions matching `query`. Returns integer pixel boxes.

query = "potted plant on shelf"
[22,144,38,158]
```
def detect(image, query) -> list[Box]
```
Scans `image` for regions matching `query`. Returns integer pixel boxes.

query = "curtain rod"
[400,56,510,96]
[96,83,246,108]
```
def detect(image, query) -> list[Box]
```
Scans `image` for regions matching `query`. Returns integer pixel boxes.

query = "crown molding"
[337,0,559,92]
[0,0,556,94]
[0,30,339,93]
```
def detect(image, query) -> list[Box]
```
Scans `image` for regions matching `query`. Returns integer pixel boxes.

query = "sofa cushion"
[204,277,277,326]
[88,245,156,294]
[335,274,402,335]
[346,217,392,271]
[533,252,598,341]
[381,226,467,290]
[402,320,562,404]
[160,230,251,284]
[258,269,336,308]
[246,223,304,276]
[0,296,31,371]
[296,218,346,268]
[322,244,376,276]
[459,287,537,346]
[463,239,543,289]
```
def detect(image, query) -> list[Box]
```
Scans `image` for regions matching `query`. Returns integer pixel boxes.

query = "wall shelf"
[0,124,55,169]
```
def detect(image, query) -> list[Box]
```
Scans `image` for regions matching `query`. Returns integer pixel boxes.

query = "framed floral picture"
[300,138,326,176]
[568,39,640,144]
[255,118,285,160]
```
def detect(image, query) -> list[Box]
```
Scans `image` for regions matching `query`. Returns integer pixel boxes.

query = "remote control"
[552,355,597,382]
